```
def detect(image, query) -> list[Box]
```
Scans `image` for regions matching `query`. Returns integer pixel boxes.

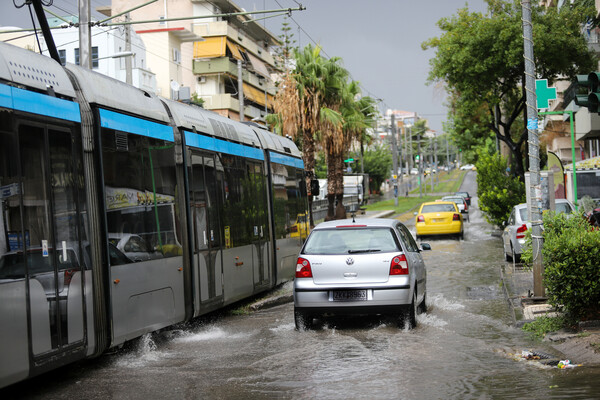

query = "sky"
[0,0,488,134]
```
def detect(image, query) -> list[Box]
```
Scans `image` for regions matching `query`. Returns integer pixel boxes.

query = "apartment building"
[110,0,280,122]
[539,0,600,162]
[0,15,156,93]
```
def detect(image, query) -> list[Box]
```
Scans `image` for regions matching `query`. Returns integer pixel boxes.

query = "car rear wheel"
[505,247,513,262]
[417,292,427,314]
[294,309,313,330]
[399,292,417,329]
[512,245,520,265]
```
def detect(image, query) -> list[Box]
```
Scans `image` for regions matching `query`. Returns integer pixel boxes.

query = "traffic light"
[574,72,600,113]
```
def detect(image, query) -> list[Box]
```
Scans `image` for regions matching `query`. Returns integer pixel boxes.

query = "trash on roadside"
[557,359,581,369]
[521,350,540,360]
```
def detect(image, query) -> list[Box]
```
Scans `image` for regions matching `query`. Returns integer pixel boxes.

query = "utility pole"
[418,130,423,198]
[446,135,450,170]
[78,0,92,69]
[434,137,439,185]
[522,0,543,297]
[125,13,132,85]
[238,59,244,121]
[391,113,399,206]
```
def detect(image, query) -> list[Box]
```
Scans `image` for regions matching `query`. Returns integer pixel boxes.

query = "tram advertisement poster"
[105,186,175,210]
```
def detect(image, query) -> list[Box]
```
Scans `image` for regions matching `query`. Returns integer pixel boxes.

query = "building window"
[92,46,99,69]
[159,16,165,26]
[58,49,66,65]
[75,47,99,68]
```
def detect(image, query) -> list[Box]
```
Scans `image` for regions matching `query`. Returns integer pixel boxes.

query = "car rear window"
[302,227,400,255]
[519,208,529,221]
[421,204,456,213]
[556,202,572,214]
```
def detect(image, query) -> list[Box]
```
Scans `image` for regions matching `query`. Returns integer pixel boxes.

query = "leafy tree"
[362,144,393,194]
[423,0,596,181]
[475,149,525,227]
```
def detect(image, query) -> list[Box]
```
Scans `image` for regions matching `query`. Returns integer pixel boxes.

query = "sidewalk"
[501,261,600,365]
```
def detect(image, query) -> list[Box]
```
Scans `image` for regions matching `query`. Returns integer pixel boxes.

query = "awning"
[242,83,274,107]
[246,52,270,78]
[227,41,243,60]
[193,36,226,59]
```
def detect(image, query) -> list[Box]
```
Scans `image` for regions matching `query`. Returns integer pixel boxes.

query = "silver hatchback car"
[293,218,431,330]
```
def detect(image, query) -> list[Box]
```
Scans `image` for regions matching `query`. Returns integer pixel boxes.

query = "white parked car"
[502,199,575,262]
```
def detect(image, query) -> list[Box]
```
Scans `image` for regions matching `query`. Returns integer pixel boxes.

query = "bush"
[475,150,525,227]
[522,212,600,321]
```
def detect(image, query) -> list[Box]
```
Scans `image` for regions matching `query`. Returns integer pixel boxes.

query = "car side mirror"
[420,243,431,251]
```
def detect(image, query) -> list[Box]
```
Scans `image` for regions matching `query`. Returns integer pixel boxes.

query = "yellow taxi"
[415,201,464,240]
[290,213,310,239]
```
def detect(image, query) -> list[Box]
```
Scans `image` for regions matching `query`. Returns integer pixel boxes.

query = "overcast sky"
[0,0,488,133]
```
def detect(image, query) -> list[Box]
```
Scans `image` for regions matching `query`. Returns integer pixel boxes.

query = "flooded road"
[4,172,600,399]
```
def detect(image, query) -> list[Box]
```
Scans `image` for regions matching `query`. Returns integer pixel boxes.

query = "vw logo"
[346,257,354,265]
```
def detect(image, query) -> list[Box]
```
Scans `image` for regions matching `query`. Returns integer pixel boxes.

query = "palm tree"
[324,80,377,220]
[269,44,344,226]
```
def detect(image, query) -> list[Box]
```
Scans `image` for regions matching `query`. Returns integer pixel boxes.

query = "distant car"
[503,199,576,262]
[293,218,431,330]
[410,168,419,175]
[460,164,475,170]
[108,233,163,262]
[441,195,469,222]
[455,191,471,206]
[415,201,464,240]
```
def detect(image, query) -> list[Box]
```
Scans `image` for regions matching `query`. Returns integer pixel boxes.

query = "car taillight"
[463,201,468,211]
[295,257,312,278]
[417,215,425,223]
[390,254,409,275]
[452,213,461,221]
[516,224,528,239]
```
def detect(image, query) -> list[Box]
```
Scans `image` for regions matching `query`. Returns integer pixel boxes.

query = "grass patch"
[363,169,468,216]
[409,169,466,195]
[522,315,568,339]
[591,342,600,353]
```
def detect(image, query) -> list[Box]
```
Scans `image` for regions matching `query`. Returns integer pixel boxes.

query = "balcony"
[193,57,277,97]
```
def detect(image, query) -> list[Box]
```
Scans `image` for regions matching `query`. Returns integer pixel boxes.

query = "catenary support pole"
[522,0,543,297]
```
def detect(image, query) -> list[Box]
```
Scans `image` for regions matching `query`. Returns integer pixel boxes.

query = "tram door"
[248,161,270,290]
[17,125,86,356]
[190,151,223,307]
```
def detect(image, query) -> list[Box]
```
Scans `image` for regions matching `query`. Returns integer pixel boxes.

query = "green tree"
[475,149,525,227]
[362,144,393,194]
[423,0,596,181]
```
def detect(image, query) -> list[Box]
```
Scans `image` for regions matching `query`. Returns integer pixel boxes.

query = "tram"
[0,40,308,388]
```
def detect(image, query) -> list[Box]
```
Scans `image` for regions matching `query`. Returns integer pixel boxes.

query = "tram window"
[102,129,181,262]
[270,164,308,240]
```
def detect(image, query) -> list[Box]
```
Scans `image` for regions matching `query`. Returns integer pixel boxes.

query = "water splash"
[113,333,164,368]
[173,326,250,343]
[429,293,466,311]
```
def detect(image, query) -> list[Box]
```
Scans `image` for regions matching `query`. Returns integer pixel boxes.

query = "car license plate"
[332,290,367,301]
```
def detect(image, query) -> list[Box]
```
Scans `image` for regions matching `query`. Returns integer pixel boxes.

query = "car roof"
[311,218,400,230]
[421,201,455,206]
